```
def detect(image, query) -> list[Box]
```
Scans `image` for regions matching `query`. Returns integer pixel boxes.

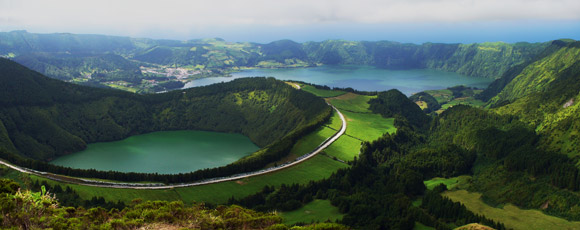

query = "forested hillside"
[0,58,330,182]
[477,40,580,157]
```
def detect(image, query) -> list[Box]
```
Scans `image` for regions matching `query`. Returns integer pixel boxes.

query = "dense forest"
[0,58,331,182]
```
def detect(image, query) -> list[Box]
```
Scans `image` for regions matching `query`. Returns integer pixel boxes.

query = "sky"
[1,0,580,43]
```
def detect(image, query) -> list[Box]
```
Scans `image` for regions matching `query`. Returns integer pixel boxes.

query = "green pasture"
[281,199,344,226]
[444,190,580,230]
[342,111,396,141]
[301,85,346,98]
[328,93,375,113]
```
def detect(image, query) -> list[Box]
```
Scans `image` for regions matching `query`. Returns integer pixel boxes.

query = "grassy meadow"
[300,85,346,98]
[327,93,375,113]
[281,199,344,225]
[444,190,580,230]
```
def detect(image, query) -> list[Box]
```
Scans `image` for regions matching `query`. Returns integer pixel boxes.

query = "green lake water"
[50,131,259,174]
[184,65,495,95]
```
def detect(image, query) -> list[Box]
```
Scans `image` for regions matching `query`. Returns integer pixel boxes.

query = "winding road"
[0,105,346,190]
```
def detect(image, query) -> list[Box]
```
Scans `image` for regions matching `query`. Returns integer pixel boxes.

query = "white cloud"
[0,0,579,38]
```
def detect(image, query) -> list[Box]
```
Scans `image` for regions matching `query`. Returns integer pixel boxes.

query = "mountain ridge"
[1,31,548,81]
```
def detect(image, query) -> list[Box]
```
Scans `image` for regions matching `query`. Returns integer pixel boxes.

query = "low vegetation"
[0,178,354,229]
[281,199,344,226]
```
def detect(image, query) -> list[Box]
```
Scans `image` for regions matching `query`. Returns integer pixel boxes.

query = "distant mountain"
[0,31,549,84]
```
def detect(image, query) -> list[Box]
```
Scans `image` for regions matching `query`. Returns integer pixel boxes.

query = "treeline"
[420,184,505,230]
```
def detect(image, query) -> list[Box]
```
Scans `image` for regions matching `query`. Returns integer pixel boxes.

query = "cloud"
[1,0,579,39]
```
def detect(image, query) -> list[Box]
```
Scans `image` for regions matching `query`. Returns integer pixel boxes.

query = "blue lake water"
[184,65,494,95]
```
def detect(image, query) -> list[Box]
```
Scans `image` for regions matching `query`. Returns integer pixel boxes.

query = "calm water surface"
[184,65,494,95]
[50,131,259,174]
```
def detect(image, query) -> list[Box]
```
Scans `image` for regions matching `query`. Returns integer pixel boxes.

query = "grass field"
[301,85,346,98]
[327,93,375,113]
[281,199,344,226]
[31,154,348,205]
[342,111,396,141]
[423,176,472,190]
[413,222,435,230]
[422,89,487,114]
[177,155,348,204]
[325,110,343,131]
[32,175,182,203]
[444,190,580,230]
[424,89,453,104]
[323,135,361,162]
[286,127,337,158]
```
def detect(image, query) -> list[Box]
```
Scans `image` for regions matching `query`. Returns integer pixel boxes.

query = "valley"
[0,33,579,229]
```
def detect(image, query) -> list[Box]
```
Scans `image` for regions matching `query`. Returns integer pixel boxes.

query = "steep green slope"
[0,59,330,177]
[489,41,580,105]
[429,42,547,78]
[476,40,570,101]
[486,41,580,156]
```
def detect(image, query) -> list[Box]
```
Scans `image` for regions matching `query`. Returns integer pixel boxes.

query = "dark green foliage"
[410,92,440,113]
[477,40,569,102]
[369,89,431,128]
[383,144,476,179]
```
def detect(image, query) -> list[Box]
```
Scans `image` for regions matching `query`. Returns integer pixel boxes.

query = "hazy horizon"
[1,0,580,44]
